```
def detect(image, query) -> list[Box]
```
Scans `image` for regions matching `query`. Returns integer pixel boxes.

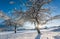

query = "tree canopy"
[0,0,60,29]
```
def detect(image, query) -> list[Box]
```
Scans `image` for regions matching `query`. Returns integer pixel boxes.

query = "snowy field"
[0,30,60,39]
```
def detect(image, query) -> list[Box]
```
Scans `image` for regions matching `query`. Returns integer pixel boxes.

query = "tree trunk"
[15,26,17,33]
[35,23,41,34]
[35,17,41,34]
[36,27,41,34]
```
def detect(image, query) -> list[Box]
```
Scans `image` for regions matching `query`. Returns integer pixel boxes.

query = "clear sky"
[0,0,60,28]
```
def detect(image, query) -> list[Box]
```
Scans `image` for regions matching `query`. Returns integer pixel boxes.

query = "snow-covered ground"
[0,27,60,39]
[0,29,60,39]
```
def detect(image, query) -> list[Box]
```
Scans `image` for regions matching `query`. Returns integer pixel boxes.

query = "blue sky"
[50,0,60,15]
[0,0,60,15]
[0,0,60,28]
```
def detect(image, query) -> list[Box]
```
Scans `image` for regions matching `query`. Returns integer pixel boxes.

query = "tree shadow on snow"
[54,35,60,39]
[35,34,41,39]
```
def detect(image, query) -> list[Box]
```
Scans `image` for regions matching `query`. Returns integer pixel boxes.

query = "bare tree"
[13,0,60,34]
[0,11,22,33]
